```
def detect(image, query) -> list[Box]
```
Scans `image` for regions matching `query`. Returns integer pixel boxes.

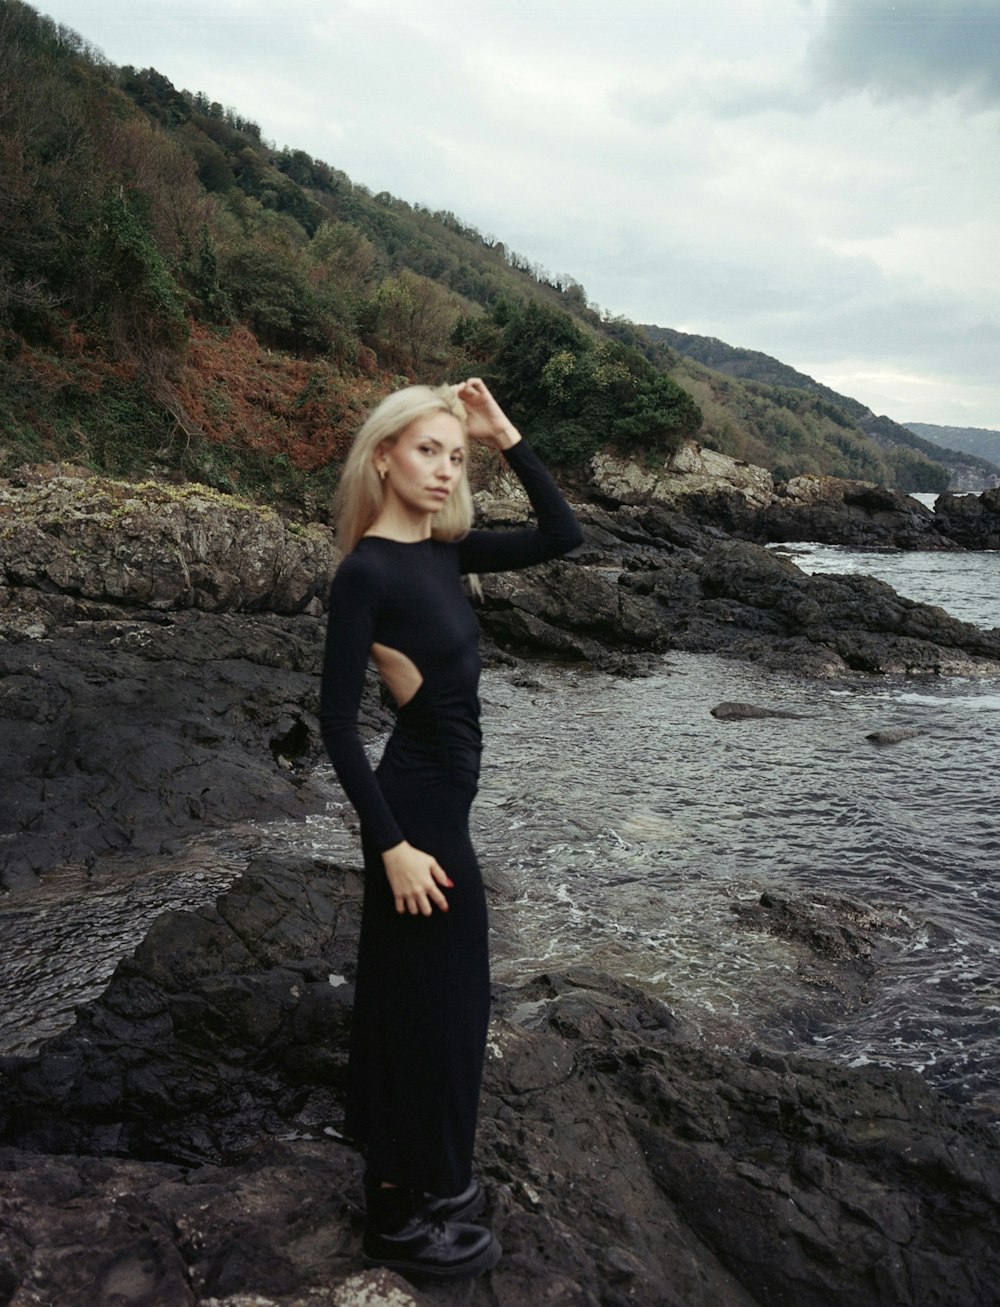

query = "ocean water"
[472,653,1000,1122]
[2,546,998,1128]
[775,538,999,631]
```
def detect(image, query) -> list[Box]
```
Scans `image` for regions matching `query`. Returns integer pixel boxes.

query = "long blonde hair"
[334,384,474,553]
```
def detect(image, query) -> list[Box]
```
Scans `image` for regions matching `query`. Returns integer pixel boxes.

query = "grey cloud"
[609,78,821,126]
[812,0,1000,104]
[594,232,1000,385]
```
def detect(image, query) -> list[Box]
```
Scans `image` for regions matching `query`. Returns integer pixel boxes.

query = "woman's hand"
[454,378,522,451]
[382,840,454,915]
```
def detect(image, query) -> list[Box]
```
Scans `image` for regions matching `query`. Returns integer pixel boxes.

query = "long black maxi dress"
[319,441,582,1197]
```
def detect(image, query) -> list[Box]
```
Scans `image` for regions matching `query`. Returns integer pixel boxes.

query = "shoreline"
[3,461,1000,1302]
[7,648,999,1117]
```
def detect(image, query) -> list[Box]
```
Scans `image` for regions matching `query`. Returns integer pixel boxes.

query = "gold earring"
[378,466,386,482]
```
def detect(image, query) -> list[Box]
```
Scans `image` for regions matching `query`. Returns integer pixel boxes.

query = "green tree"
[361,269,462,374]
[485,301,701,466]
[220,238,327,352]
[309,220,378,297]
[90,185,189,367]
[488,299,590,426]
[610,370,703,458]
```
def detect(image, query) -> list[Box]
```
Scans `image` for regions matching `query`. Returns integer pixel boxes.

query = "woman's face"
[377,411,466,518]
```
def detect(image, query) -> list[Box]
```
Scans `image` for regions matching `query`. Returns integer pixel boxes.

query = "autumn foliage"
[174,325,378,470]
[0,0,953,500]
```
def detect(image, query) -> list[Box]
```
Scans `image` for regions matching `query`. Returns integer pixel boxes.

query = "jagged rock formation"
[580,444,1000,551]
[481,519,1000,676]
[589,443,774,513]
[0,464,339,621]
[932,487,1000,550]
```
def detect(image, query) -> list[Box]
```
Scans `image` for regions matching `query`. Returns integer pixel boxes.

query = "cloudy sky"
[36,0,1000,429]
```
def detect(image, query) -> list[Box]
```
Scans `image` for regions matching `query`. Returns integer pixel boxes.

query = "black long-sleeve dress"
[320,441,582,1196]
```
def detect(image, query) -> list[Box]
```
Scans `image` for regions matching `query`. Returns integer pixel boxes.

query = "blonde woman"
[320,377,582,1278]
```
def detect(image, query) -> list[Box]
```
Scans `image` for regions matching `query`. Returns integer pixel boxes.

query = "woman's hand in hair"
[454,378,522,451]
[381,840,454,915]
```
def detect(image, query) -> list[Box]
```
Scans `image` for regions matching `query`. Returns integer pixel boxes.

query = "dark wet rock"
[698,476,1000,554]
[0,468,358,892]
[2,861,999,1307]
[0,859,362,1160]
[932,486,1000,550]
[694,540,1000,671]
[710,701,809,720]
[480,536,1000,679]
[753,477,948,550]
[0,465,395,892]
[732,889,892,964]
[725,891,913,1053]
[865,727,924,745]
[594,501,723,555]
[0,609,390,894]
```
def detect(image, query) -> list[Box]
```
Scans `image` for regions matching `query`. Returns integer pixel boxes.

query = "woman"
[319,377,582,1278]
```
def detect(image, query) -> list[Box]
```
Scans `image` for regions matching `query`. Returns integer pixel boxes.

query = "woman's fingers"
[427,860,453,911]
[431,861,455,888]
[456,377,493,410]
[427,881,450,913]
[390,855,452,915]
[397,885,448,916]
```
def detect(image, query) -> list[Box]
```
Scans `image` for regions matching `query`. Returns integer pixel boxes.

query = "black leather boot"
[363,1185,500,1279]
[423,1178,486,1223]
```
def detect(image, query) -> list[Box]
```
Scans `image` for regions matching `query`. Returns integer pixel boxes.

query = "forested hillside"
[646,327,999,492]
[905,423,1000,472]
[0,0,960,506]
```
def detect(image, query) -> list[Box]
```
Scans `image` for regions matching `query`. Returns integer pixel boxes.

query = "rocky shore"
[478,444,1000,680]
[3,455,999,891]
[585,445,1000,551]
[3,858,999,1307]
[3,450,1000,1305]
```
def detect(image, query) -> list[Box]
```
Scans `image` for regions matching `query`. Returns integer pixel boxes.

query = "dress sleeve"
[457,441,584,575]
[319,555,404,852]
